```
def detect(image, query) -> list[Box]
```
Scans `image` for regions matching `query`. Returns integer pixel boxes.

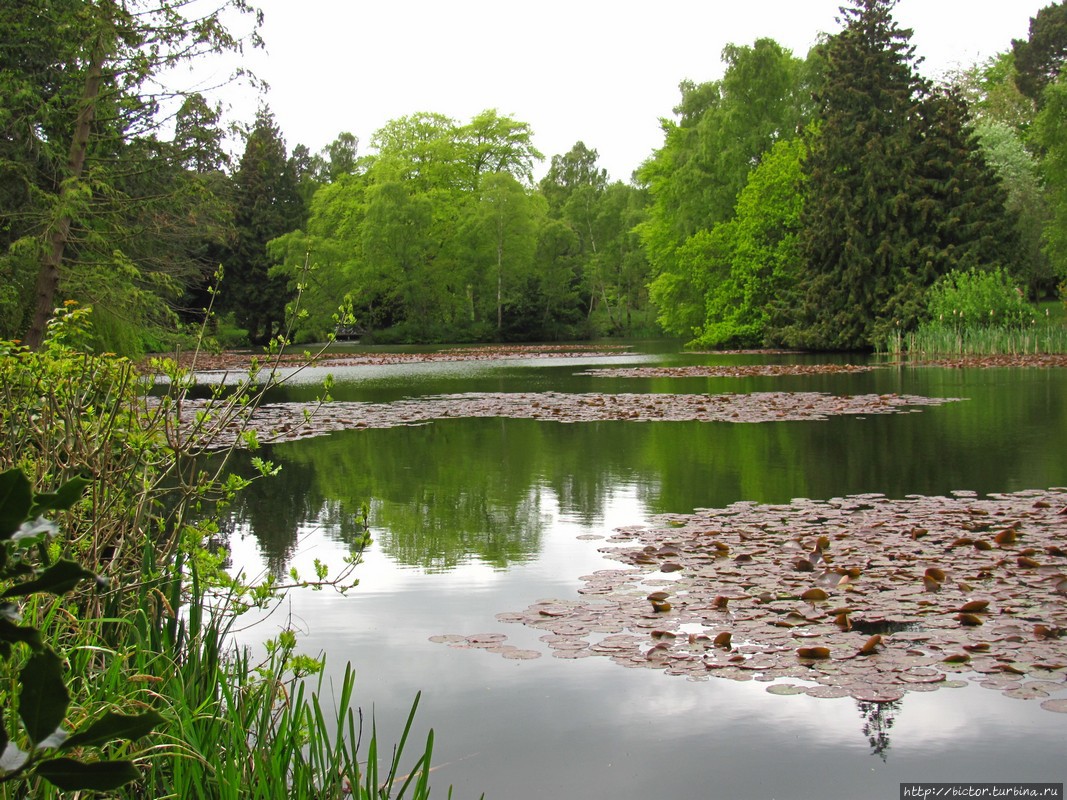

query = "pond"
[216,343,1067,800]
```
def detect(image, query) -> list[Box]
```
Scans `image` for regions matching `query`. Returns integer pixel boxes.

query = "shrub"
[925,267,1035,329]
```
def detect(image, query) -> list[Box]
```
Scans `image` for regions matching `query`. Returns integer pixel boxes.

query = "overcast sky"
[199,0,1048,183]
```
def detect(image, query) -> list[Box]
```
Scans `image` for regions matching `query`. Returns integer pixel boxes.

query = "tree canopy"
[0,1,1055,354]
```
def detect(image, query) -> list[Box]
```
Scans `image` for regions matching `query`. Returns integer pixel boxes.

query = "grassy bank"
[0,308,447,798]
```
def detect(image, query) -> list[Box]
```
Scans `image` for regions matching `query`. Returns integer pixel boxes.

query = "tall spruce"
[225,108,305,345]
[781,0,1017,350]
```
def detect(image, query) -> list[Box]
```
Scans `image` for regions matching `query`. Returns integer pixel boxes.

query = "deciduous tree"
[0,0,263,349]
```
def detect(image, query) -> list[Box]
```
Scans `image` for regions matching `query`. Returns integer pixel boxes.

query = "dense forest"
[3,0,1066,354]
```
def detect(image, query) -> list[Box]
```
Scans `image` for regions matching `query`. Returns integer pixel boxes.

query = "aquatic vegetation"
[169,391,961,449]
[156,343,631,374]
[575,364,877,378]
[897,354,1067,369]
[433,489,1067,712]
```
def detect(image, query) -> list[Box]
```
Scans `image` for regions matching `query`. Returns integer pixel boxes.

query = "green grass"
[4,560,443,800]
[886,319,1067,356]
[0,307,456,798]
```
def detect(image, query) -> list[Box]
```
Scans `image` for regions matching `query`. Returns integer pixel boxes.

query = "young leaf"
[61,710,164,751]
[35,758,140,792]
[18,650,69,745]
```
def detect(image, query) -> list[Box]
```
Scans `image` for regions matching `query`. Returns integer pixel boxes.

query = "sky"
[197,0,1049,183]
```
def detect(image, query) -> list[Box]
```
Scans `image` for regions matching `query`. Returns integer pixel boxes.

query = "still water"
[219,344,1067,800]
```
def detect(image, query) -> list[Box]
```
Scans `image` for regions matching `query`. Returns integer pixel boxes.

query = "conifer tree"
[779,0,1017,350]
[224,108,305,345]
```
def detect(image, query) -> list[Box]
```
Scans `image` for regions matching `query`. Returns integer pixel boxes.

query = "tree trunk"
[25,29,108,349]
[496,240,503,333]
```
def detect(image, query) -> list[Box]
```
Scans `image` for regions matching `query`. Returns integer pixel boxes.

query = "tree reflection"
[212,364,1067,575]
[857,700,900,761]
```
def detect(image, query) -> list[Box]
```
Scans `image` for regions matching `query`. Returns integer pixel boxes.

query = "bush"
[0,305,449,797]
[925,267,1035,329]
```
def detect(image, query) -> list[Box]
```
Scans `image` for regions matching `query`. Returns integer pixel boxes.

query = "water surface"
[220,345,1067,799]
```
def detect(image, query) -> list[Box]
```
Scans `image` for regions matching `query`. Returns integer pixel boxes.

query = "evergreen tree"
[1012,2,1067,106]
[779,0,1017,350]
[0,0,261,349]
[225,108,306,345]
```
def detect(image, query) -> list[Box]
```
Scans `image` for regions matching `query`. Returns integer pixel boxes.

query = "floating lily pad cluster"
[435,489,1067,711]
[427,633,541,660]
[152,343,630,374]
[898,355,1067,369]
[169,390,959,450]
[576,364,876,378]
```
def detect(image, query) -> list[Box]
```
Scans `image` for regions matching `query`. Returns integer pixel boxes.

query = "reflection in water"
[210,354,1067,800]
[859,699,900,761]
[218,363,1067,576]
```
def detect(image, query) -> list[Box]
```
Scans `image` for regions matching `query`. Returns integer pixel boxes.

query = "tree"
[638,39,812,339]
[458,110,543,191]
[224,107,305,345]
[779,0,1017,350]
[952,52,1035,134]
[324,132,360,182]
[529,219,585,339]
[1013,2,1067,105]
[1034,76,1067,283]
[540,141,608,217]
[469,174,541,335]
[694,136,806,348]
[974,120,1051,296]
[0,0,263,349]
[369,112,462,191]
[361,181,440,337]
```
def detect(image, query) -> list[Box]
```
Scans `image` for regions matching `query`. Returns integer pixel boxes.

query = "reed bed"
[885,321,1067,356]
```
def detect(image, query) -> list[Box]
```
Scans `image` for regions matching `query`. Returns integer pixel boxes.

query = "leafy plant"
[0,468,162,792]
[925,267,1034,328]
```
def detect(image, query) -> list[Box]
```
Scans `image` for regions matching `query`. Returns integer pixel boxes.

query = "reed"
[0,294,459,797]
[3,547,443,799]
[885,320,1067,356]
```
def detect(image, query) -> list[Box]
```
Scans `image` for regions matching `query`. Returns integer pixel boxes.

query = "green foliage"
[0,297,455,798]
[892,321,1067,355]
[640,38,811,341]
[973,120,1053,297]
[778,0,1018,350]
[0,468,161,793]
[884,266,1061,354]
[692,136,806,348]
[105,564,439,800]
[274,117,650,344]
[952,51,1035,134]
[223,107,307,346]
[1034,76,1067,284]
[924,267,1035,328]
[537,142,651,337]
[0,0,259,351]
[1012,1,1067,104]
